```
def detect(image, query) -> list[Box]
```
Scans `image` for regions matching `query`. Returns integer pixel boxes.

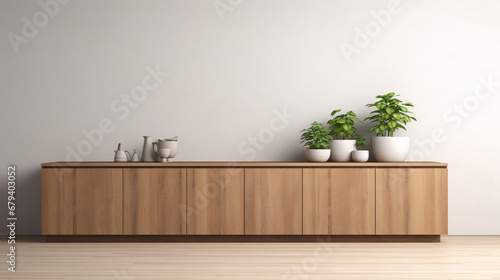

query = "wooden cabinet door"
[42,168,75,235]
[303,168,375,235]
[124,168,187,235]
[245,168,302,235]
[187,168,244,235]
[42,168,123,235]
[376,168,448,235]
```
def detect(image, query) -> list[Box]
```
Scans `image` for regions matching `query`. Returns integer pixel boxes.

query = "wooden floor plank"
[1,236,499,279]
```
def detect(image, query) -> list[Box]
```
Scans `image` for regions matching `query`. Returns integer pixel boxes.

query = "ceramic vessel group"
[114,136,179,163]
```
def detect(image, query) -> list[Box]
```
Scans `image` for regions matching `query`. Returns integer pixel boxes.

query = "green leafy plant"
[327,109,362,139]
[300,121,333,149]
[355,134,366,149]
[364,92,417,136]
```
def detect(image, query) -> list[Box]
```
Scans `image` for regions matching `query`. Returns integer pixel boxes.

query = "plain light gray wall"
[1,0,499,235]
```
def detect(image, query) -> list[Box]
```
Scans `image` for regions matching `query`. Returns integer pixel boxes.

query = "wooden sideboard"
[41,162,448,242]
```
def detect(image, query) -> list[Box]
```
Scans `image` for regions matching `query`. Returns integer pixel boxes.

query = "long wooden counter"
[42,161,448,168]
[41,161,448,242]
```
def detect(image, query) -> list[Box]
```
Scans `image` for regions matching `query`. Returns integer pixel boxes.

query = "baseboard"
[46,235,441,242]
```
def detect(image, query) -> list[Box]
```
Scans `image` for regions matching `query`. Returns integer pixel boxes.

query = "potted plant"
[364,92,417,162]
[327,109,362,162]
[351,134,369,162]
[300,121,333,162]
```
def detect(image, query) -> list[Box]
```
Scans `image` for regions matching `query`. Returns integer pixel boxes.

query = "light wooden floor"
[1,236,500,279]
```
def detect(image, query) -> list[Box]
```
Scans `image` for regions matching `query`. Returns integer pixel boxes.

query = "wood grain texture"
[41,161,448,168]
[187,168,244,235]
[123,168,186,235]
[42,168,123,235]
[42,168,76,235]
[74,169,123,235]
[245,168,302,235]
[376,168,448,235]
[303,168,375,235]
[7,236,500,279]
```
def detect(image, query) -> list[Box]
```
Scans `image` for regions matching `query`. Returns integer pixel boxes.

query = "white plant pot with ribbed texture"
[329,140,356,162]
[305,149,331,162]
[371,136,409,162]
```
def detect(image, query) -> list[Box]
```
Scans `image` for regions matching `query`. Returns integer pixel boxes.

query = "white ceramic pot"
[351,150,369,162]
[163,140,178,159]
[329,140,356,162]
[371,136,409,162]
[154,139,179,162]
[305,149,331,162]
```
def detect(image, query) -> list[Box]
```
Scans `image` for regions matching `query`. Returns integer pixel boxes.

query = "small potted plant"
[364,92,417,162]
[300,121,332,162]
[327,109,362,162]
[352,134,369,162]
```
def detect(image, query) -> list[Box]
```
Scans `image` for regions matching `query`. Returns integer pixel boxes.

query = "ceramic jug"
[141,136,155,162]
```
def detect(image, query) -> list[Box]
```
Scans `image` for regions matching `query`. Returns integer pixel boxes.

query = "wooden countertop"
[42,161,448,168]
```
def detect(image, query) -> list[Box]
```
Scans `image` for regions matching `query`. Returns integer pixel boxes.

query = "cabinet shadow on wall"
[0,166,41,235]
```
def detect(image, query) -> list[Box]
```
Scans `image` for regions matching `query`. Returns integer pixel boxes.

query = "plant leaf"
[330,109,341,116]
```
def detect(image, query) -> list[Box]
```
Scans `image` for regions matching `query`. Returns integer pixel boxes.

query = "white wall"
[1,0,499,235]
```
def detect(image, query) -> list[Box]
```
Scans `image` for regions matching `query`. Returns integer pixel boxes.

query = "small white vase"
[305,149,330,162]
[329,140,356,162]
[352,150,369,162]
[371,136,409,162]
